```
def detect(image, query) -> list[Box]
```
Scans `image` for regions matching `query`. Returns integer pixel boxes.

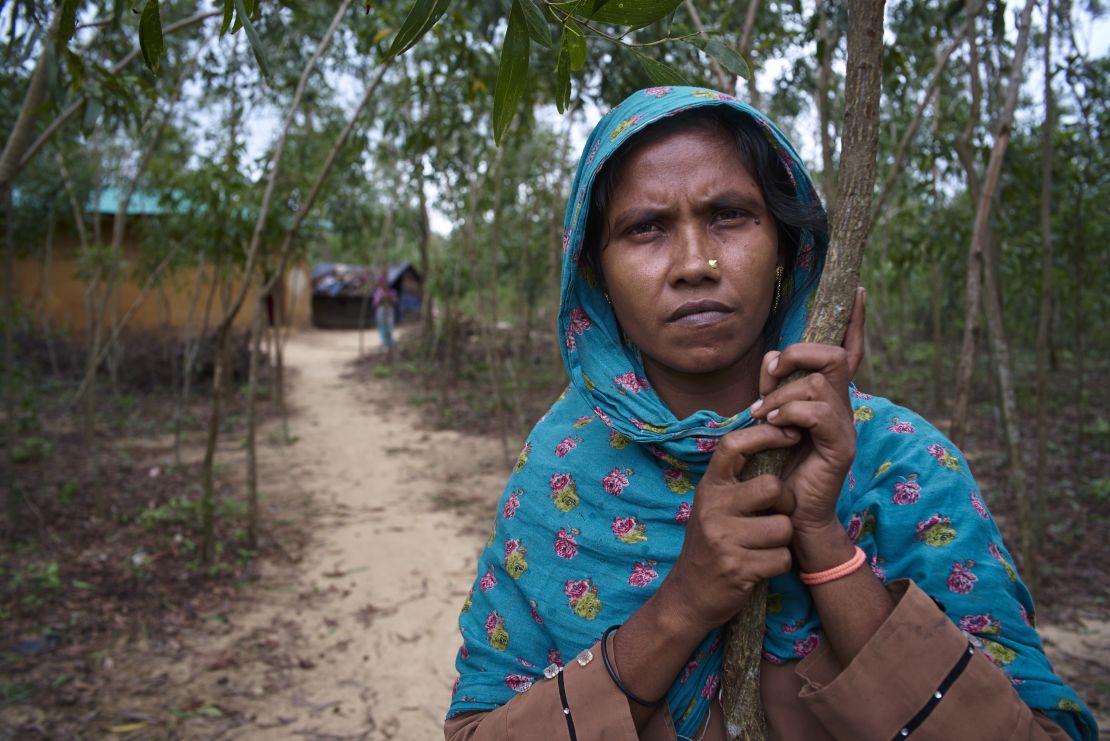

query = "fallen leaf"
[108,722,147,734]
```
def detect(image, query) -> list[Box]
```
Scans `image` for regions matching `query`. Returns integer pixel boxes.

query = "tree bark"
[966,0,1039,589]
[815,2,839,212]
[738,0,762,104]
[198,0,357,564]
[38,207,59,375]
[721,2,886,738]
[174,255,212,463]
[949,2,984,446]
[245,294,265,550]
[1032,0,1055,598]
[4,184,17,536]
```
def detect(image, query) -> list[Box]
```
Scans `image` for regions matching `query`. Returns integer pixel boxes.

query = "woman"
[372,272,398,351]
[445,88,1097,740]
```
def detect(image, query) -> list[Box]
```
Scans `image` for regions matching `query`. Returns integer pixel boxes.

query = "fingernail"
[769,355,779,374]
[767,409,779,421]
[750,398,763,413]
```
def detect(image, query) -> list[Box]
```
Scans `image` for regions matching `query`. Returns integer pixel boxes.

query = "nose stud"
[708,259,719,270]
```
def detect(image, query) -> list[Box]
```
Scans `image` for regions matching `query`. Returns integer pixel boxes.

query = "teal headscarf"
[448,87,1096,740]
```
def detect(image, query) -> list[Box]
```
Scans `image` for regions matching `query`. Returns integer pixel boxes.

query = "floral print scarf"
[448,87,1096,740]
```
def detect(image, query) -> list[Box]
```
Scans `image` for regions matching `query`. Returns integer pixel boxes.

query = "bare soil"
[2,328,1106,738]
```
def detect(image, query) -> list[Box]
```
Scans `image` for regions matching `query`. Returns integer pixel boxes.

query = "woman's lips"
[668,300,733,326]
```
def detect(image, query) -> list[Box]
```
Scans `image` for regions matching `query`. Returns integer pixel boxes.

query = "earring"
[707,259,719,270]
[603,291,612,305]
[772,265,784,313]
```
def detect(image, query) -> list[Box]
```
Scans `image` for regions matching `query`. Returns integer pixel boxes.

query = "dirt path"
[88,329,1105,739]
[117,329,508,739]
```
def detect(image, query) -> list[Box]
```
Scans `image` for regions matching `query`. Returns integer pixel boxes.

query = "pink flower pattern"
[614,371,650,393]
[948,561,978,594]
[888,418,916,434]
[970,490,989,519]
[554,528,578,559]
[628,561,659,587]
[602,467,630,495]
[503,489,522,519]
[893,476,921,505]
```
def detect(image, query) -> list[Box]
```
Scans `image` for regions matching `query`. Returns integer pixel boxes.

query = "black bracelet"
[557,667,578,741]
[600,624,664,707]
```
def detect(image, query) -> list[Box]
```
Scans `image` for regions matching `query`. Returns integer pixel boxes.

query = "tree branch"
[720,2,887,738]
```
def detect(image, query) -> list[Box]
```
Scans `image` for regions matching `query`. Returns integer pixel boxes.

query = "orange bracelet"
[798,546,867,586]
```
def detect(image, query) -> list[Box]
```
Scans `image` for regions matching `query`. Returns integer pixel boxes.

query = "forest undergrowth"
[0,331,310,727]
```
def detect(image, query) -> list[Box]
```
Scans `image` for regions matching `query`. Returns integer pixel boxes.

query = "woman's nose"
[668,222,718,286]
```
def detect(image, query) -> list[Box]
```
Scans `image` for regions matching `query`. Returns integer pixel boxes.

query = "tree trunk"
[738,0,762,104]
[200,325,230,565]
[38,207,59,375]
[415,154,435,357]
[245,294,265,550]
[197,0,359,564]
[963,0,1039,590]
[949,3,984,447]
[815,2,839,212]
[1032,0,1055,595]
[721,2,886,738]
[174,256,210,462]
[3,185,18,536]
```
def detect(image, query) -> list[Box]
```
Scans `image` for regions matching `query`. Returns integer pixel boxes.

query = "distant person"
[372,273,397,351]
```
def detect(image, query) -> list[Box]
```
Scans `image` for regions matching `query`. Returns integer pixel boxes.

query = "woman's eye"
[713,209,747,223]
[628,222,660,236]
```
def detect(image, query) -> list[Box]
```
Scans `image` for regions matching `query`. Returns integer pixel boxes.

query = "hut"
[12,186,312,337]
[310,262,423,329]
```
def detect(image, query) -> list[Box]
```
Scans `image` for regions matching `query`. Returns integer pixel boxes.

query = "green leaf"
[385,0,453,60]
[688,37,751,80]
[235,0,271,80]
[632,49,689,86]
[565,18,586,71]
[561,0,682,27]
[220,0,234,36]
[554,28,571,113]
[81,97,103,135]
[138,0,163,74]
[493,0,530,144]
[59,0,80,43]
[518,0,552,48]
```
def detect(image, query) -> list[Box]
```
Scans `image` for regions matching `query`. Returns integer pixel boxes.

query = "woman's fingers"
[756,286,866,396]
[843,286,866,378]
[765,400,854,455]
[705,423,799,484]
[752,369,844,425]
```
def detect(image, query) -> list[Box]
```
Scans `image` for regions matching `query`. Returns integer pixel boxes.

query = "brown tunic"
[445,580,1070,740]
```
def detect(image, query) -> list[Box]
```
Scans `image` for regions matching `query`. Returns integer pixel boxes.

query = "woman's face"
[598,125,780,380]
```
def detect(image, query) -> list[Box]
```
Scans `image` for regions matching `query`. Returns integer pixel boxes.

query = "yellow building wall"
[13,250,312,338]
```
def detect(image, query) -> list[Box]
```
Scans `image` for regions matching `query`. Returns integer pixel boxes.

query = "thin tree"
[198,0,356,564]
[721,1,887,737]
[951,0,1039,592]
[1033,0,1056,597]
[242,61,392,551]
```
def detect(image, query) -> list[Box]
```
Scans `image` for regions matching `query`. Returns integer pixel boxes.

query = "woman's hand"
[655,423,799,635]
[749,287,866,540]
